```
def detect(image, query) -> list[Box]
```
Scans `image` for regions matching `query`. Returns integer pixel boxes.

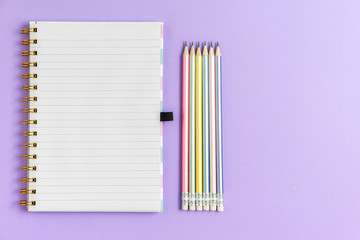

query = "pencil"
[195,42,203,211]
[202,42,210,211]
[209,42,217,211]
[189,42,196,211]
[215,42,224,212]
[182,42,189,210]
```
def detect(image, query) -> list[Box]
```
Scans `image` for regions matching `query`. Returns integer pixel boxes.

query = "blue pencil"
[215,42,223,212]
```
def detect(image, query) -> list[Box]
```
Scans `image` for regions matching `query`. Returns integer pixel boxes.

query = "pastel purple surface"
[1,0,360,239]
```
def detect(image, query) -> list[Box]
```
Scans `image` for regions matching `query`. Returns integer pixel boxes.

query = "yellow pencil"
[195,42,203,211]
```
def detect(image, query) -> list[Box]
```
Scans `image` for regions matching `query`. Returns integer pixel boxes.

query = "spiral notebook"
[21,22,165,212]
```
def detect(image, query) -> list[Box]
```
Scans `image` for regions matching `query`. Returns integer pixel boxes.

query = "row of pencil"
[182,41,223,211]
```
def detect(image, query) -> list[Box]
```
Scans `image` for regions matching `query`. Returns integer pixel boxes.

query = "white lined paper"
[26,22,163,212]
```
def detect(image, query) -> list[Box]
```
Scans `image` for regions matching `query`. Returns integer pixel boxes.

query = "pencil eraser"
[189,205,195,211]
[217,206,224,212]
[196,205,203,211]
[210,205,216,211]
[182,205,188,211]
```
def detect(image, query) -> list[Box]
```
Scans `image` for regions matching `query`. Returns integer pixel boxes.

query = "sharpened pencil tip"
[204,41,206,46]
[217,42,219,47]
[185,41,187,46]
[192,41,194,46]
[211,42,213,47]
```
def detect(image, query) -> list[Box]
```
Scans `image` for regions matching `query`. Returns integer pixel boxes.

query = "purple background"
[1,0,360,239]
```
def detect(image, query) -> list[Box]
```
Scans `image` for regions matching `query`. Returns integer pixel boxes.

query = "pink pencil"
[182,42,190,210]
[209,42,217,211]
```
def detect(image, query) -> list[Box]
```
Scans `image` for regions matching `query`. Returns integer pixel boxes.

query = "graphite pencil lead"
[183,42,189,55]
[211,42,213,48]
[202,42,208,55]
[215,42,221,56]
[190,43,195,55]
[192,41,194,46]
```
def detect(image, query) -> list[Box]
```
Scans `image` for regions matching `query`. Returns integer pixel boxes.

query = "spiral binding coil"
[20,189,36,194]
[22,85,37,90]
[22,108,37,113]
[22,97,37,102]
[20,201,36,206]
[21,27,38,207]
[22,28,37,34]
[21,143,37,147]
[22,154,37,159]
[21,166,37,171]
[22,62,37,68]
[22,39,37,45]
[22,120,37,125]
[22,131,37,136]
[22,51,37,56]
[21,178,36,182]
[22,74,37,79]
